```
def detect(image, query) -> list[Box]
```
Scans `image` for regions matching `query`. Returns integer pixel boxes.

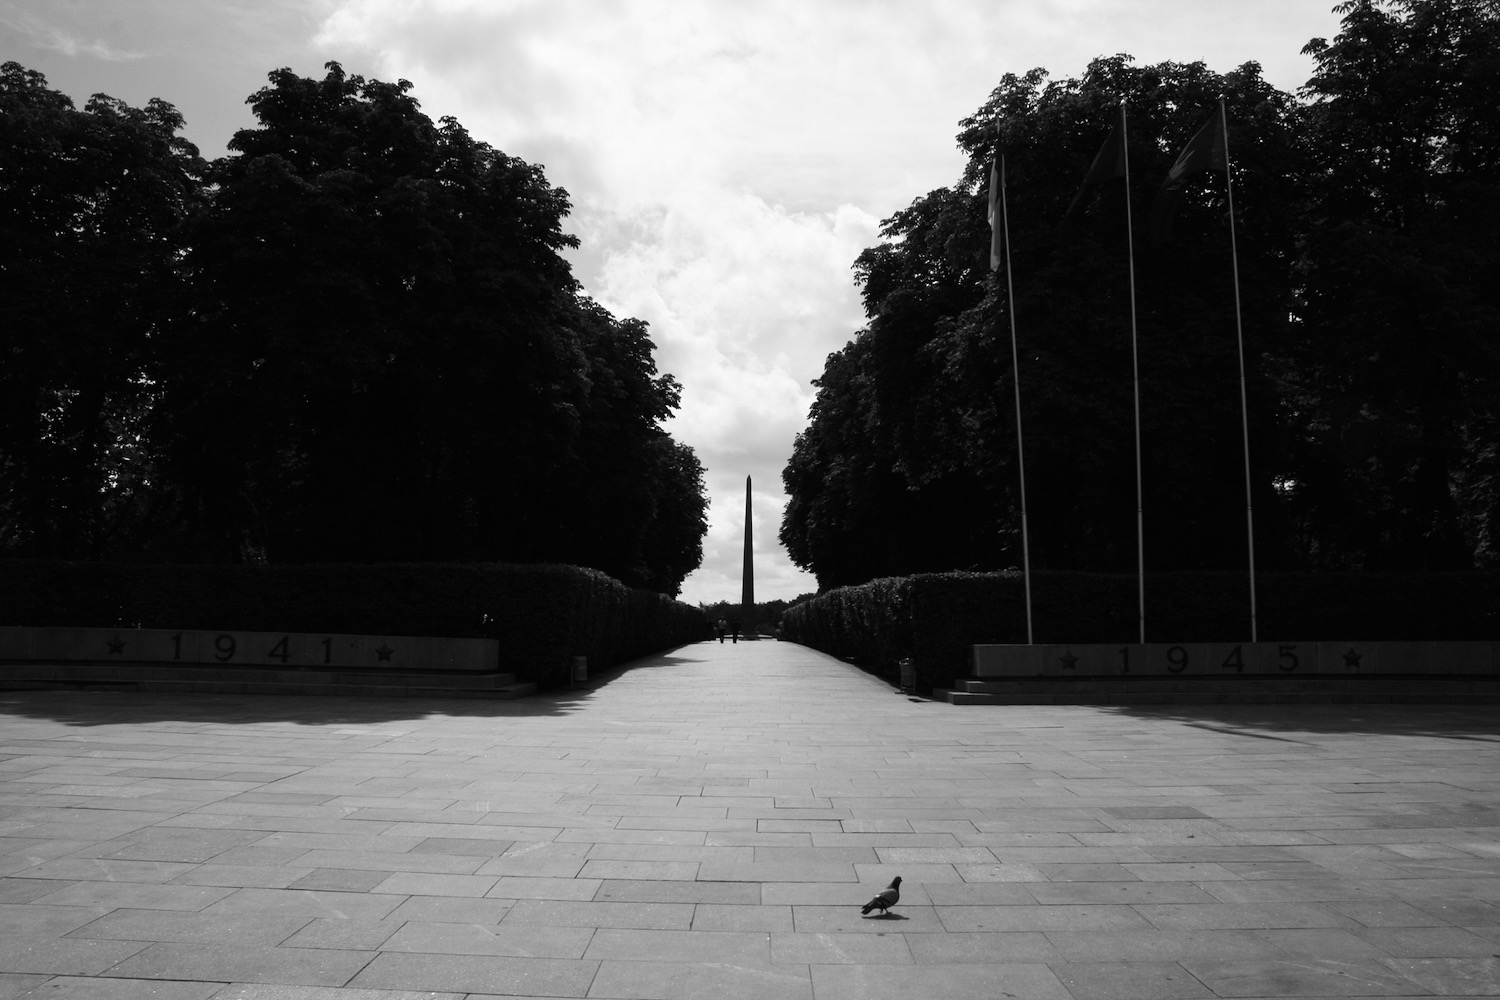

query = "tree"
[544,296,707,595]
[1,60,707,591]
[781,329,1005,589]
[637,436,709,596]
[133,62,710,590]
[785,55,1306,588]
[1286,0,1500,569]
[0,63,204,558]
[786,2,1500,588]
[148,64,594,563]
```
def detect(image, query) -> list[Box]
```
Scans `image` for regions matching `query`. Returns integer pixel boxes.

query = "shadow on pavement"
[1095,702,1500,740]
[0,642,720,728]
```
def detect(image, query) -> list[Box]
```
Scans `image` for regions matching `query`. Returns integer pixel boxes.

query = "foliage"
[784,0,1500,588]
[1285,0,1500,569]
[0,558,704,689]
[543,297,706,594]
[0,62,707,594]
[0,62,204,559]
[784,55,1305,586]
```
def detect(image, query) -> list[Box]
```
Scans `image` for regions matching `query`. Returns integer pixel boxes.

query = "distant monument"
[741,475,755,639]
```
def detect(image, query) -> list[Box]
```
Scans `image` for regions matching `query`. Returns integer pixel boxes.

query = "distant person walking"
[716,618,728,643]
[729,619,741,644]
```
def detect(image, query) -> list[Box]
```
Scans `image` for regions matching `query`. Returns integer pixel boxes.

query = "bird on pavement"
[860,875,902,915]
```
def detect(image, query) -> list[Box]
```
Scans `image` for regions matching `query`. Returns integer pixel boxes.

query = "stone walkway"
[2,638,1499,999]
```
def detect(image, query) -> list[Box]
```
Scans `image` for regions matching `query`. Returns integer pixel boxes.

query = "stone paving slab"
[2,638,1500,998]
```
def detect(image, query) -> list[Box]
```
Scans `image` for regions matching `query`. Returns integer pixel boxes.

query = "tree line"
[782,0,1499,591]
[697,596,814,630]
[1,61,708,596]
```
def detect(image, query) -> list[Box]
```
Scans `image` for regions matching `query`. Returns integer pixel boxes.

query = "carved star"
[376,644,394,662]
[106,636,126,655]
[1342,647,1362,668]
[1059,651,1079,671]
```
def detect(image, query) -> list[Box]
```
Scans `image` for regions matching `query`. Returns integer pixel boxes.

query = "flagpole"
[1220,97,1258,643]
[998,154,1035,645]
[1120,100,1145,645]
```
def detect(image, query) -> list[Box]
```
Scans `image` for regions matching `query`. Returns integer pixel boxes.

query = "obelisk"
[741,475,755,637]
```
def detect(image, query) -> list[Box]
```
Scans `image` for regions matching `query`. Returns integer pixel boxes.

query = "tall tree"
[153,64,588,563]
[545,296,707,595]
[142,63,707,589]
[1287,0,1500,569]
[785,56,1305,588]
[2,60,706,591]
[637,436,710,596]
[0,63,203,558]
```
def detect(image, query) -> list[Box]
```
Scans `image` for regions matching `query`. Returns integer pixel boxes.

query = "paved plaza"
[2,638,1499,1000]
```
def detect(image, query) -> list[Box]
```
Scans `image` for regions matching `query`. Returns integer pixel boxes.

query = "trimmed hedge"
[779,570,1500,694]
[0,560,706,690]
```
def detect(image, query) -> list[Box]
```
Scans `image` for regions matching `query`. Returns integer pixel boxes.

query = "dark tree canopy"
[0,61,707,596]
[1288,0,1500,570]
[783,0,1500,590]
[0,61,204,559]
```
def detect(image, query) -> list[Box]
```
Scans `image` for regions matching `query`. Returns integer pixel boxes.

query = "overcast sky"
[3,0,1346,605]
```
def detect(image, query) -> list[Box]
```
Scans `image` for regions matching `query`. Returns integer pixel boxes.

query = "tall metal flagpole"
[1220,97,1258,642]
[1120,100,1145,645]
[998,153,1035,645]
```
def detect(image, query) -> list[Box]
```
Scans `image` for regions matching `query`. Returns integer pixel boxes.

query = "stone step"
[945,690,1005,705]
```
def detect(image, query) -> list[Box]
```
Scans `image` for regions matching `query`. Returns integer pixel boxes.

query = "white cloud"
[312,0,1000,213]
[587,187,875,604]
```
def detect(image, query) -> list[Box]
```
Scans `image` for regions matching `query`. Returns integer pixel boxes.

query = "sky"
[2,0,1347,605]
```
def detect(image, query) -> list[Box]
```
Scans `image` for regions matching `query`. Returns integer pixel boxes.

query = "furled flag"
[1062,116,1128,228]
[1149,105,1229,245]
[988,157,1003,272]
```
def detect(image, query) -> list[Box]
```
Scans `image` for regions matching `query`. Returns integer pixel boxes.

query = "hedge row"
[778,570,1500,693]
[0,560,707,690]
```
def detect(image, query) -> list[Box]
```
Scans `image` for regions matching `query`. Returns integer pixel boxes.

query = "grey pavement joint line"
[1,639,1499,998]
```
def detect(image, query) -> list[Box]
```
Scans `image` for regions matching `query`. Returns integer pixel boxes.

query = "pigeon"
[860,875,902,915]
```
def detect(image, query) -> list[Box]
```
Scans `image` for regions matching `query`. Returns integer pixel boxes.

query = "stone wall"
[0,626,498,674]
[974,641,1498,678]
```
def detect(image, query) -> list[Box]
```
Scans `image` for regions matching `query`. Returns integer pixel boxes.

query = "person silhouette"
[729,619,741,644]
[715,618,728,643]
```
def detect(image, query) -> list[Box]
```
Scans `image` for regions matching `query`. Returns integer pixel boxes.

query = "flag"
[1063,117,1127,226]
[1149,105,1229,245]
[987,158,1003,272]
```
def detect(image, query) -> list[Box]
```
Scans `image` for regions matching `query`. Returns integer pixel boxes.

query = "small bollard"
[571,655,587,688]
[898,657,915,694]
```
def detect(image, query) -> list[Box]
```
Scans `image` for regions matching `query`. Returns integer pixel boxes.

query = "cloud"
[312,0,1004,212]
[0,7,145,61]
[587,188,876,604]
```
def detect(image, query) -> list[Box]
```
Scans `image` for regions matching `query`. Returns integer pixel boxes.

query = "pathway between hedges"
[2,637,1499,999]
